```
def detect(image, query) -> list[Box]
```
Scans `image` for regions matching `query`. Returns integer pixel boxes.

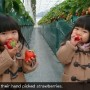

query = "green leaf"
[13,1,20,13]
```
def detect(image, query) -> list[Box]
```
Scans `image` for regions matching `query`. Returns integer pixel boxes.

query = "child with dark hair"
[0,14,38,82]
[57,15,90,82]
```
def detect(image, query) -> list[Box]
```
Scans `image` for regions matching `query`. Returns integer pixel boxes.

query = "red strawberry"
[5,38,17,49]
[74,36,81,41]
[25,50,36,62]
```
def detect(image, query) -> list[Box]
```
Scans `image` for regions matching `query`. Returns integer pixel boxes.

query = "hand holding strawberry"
[5,38,17,49]
[25,50,36,62]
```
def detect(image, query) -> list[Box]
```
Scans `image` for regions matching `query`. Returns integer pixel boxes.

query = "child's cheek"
[82,35,89,43]
[0,41,5,45]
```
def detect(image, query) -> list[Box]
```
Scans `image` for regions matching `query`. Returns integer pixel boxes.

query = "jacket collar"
[77,43,90,52]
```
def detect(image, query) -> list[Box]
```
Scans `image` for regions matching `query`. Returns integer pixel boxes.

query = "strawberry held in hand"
[25,50,36,62]
[5,38,17,49]
[74,36,81,41]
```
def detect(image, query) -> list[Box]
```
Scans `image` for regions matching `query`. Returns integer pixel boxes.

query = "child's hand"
[4,42,19,59]
[25,57,36,67]
[70,34,82,46]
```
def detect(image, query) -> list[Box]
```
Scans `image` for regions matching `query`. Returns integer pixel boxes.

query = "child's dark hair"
[0,14,29,51]
[61,15,90,45]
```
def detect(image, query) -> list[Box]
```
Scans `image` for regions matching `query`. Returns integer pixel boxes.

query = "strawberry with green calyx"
[25,50,36,62]
[5,38,17,49]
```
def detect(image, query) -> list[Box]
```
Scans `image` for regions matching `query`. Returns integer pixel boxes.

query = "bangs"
[0,22,20,33]
[0,15,20,33]
[74,15,90,31]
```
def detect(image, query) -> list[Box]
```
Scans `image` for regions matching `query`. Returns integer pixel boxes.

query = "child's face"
[0,30,19,44]
[71,27,90,43]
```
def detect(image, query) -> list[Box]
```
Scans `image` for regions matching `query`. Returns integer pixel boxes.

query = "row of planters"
[40,19,72,54]
[0,0,35,46]
[0,0,34,26]
[38,0,90,54]
[21,26,34,46]
[38,0,90,25]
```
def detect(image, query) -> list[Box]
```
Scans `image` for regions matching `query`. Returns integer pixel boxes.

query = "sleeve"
[21,46,38,73]
[0,49,14,75]
[56,41,77,65]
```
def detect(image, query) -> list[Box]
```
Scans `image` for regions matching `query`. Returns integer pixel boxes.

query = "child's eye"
[0,32,6,35]
[83,30,88,33]
[12,31,17,34]
[74,27,79,30]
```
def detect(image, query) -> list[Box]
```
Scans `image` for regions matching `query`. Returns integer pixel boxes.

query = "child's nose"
[6,34,13,39]
[76,31,82,36]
